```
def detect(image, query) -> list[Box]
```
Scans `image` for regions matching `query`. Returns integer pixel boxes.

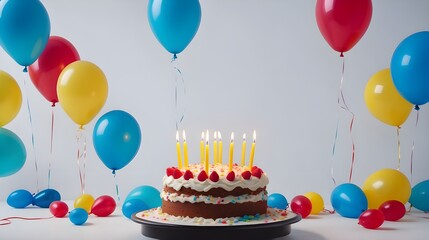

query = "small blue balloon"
[69,208,88,225]
[122,199,149,219]
[93,110,141,172]
[7,189,33,208]
[391,31,429,106]
[331,183,368,218]
[148,0,201,55]
[33,189,61,208]
[125,185,161,209]
[0,0,50,67]
[268,193,288,210]
[409,179,429,212]
[0,128,26,177]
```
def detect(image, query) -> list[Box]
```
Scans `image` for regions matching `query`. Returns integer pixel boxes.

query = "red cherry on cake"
[166,167,175,177]
[197,170,208,181]
[183,170,194,180]
[209,171,219,182]
[226,171,235,181]
[242,170,252,180]
[252,167,262,179]
[173,169,183,179]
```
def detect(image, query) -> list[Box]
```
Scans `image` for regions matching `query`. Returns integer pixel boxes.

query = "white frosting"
[163,164,269,192]
[161,190,268,204]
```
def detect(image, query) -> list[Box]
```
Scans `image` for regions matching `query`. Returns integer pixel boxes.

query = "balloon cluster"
[269,169,429,230]
[7,189,61,208]
[49,194,117,225]
[122,185,162,219]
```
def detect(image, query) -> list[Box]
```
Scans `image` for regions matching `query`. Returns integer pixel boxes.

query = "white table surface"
[0,202,428,240]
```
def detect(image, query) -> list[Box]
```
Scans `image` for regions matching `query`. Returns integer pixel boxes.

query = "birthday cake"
[161,163,269,219]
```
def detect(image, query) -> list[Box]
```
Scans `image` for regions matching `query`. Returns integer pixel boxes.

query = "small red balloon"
[359,209,384,229]
[49,201,69,218]
[379,200,406,221]
[291,195,312,218]
[91,195,116,217]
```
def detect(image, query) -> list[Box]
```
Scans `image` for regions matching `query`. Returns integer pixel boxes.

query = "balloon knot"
[23,66,28,72]
[112,170,116,175]
[340,52,344,58]
[51,102,56,107]
[79,125,84,130]
[414,105,420,111]
[172,54,177,60]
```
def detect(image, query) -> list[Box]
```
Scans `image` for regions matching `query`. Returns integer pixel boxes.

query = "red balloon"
[91,195,116,217]
[379,200,406,221]
[315,0,372,56]
[49,201,69,218]
[290,195,312,218]
[28,36,80,105]
[359,209,384,229]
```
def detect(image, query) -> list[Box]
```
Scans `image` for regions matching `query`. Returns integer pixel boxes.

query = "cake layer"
[163,186,266,197]
[162,200,268,219]
[163,164,269,192]
[161,189,268,204]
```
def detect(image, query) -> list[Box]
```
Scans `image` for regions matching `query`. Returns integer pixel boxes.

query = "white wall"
[1,0,428,203]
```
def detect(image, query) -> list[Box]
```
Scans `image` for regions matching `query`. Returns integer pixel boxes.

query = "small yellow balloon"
[364,68,413,126]
[57,60,108,127]
[74,193,95,213]
[0,70,22,127]
[304,192,324,214]
[362,168,411,209]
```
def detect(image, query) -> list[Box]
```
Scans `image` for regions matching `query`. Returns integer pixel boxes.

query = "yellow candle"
[200,132,205,164]
[218,131,223,165]
[205,130,209,173]
[241,133,246,167]
[249,131,256,169]
[229,132,234,172]
[176,131,182,169]
[183,130,189,169]
[213,132,218,165]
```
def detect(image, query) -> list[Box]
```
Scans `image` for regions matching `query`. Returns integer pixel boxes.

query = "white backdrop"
[1,0,428,203]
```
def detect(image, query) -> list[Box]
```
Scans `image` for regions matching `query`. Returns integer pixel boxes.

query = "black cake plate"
[132,208,301,240]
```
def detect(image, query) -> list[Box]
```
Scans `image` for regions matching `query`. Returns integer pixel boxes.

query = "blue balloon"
[125,185,161,209]
[0,128,26,177]
[33,189,61,208]
[69,208,88,225]
[331,183,368,218]
[409,179,429,212]
[148,0,201,55]
[122,199,149,219]
[7,189,34,208]
[391,31,429,106]
[268,193,288,210]
[0,0,50,67]
[93,110,141,172]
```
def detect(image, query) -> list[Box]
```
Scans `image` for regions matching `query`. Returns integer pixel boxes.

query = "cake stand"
[132,208,301,240]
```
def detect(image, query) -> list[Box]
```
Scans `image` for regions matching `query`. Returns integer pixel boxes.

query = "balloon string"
[76,128,87,194]
[171,54,186,131]
[322,208,335,214]
[48,105,55,189]
[0,216,53,226]
[112,170,121,206]
[410,107,420,185]
[330,114,340,186]
[23,74,40,193]
[396,126,401,170]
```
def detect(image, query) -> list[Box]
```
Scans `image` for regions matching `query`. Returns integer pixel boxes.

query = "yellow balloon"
[57,61,108,127]
[304,192,324,214]
[74,193,95,213]
[364,68,413,126]
[362,168,411,209]
[0,70,22,127]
